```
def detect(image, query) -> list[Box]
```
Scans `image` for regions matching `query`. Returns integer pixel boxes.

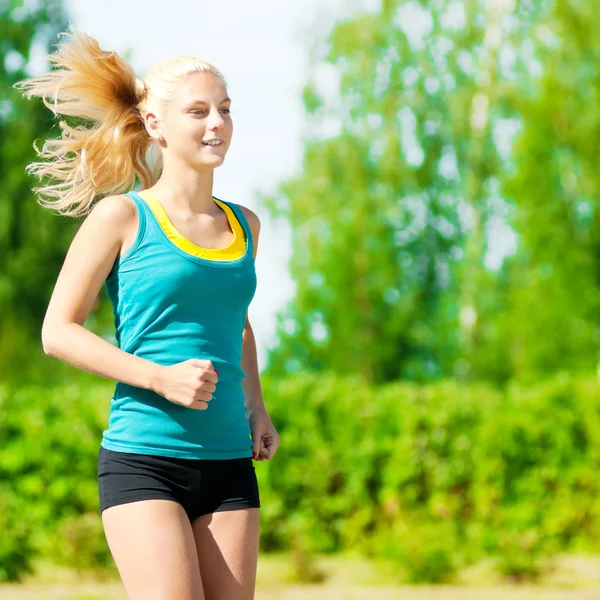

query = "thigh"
[192,508,260,600]
[102,499,204,600]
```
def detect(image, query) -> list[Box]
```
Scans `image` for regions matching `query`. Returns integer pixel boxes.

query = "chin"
[199,158,225,169]
[194,156,225,170]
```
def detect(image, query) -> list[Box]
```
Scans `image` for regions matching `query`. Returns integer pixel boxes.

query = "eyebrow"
[186,97,232,106]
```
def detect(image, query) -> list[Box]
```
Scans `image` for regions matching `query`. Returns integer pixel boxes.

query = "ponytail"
[13,27,158,217]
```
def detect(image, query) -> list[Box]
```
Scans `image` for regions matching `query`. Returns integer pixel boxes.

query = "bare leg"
[102,499,205,600]
[192,508,260,600]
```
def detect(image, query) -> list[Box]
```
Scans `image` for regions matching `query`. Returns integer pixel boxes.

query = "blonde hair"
[13,26,227,217]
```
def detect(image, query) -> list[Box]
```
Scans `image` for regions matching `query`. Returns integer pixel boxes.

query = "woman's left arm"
[240,205,280,461]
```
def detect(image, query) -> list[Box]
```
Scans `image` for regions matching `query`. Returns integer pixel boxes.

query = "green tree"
[504,0,600,380]
[263,0,548,383]
[0,0,74,375]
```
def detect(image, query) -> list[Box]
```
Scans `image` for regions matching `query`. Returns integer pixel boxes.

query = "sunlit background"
[3,0,600,598]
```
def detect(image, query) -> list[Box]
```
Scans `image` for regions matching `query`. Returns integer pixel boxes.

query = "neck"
[149,160,217,214]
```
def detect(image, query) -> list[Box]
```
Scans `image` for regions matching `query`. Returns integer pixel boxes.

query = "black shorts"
[97,445,260,522]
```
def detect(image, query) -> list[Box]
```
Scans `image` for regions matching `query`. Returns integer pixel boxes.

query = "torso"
[101,190,258,459]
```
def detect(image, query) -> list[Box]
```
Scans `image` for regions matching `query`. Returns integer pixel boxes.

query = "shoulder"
[229,202,260,243]
[78,193,137,238]
[237,204,260,231]
[74,194,138,251]
[61,194,138,274]
[88,193,136,223]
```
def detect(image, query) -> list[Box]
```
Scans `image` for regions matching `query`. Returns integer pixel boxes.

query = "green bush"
[368,515,460,584]
[256,370,600,580]
[0,488,36,582]
[2,370,600,583]
[494,529,548,583]
[0,378,112,580]
[52,513,116,574]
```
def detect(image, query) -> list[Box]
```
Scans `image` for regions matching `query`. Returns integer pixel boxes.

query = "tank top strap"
[125,190,150,233]
[216,199,255,258]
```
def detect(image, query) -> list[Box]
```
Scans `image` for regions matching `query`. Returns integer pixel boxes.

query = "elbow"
[41,333,56,357]
[41,323,62,356]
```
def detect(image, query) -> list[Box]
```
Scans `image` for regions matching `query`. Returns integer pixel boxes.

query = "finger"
[251,438,261,459]
[259,441,271,460]
[263,441,277,457]
[202,372,219,385]
[189,400,209,411]
[194,391,213,402]
[255,441,265,461]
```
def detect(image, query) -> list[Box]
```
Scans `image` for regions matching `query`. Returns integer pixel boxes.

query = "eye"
[190,108,231,116]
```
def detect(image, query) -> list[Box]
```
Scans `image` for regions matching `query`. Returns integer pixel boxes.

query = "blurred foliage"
[504,0,600,379]
[53,512,115,574]
[0,0,117,377]
[1,1,72,342]
[262,0,539,382]
[262,0,600,386]
[241,371,600,582]
[0,487,35,583]
[0,378,111,581]
[2,373,600,582]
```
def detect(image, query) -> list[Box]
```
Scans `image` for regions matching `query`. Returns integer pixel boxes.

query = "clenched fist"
[151,358,219,410]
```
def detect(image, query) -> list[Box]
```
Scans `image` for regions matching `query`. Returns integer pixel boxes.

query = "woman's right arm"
[41,195,217,409]
[41,194,162,390]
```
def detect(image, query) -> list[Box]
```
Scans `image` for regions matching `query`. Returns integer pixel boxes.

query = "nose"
[207,107,225,130]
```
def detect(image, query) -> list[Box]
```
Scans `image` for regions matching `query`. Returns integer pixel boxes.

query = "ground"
[1,554,600,599]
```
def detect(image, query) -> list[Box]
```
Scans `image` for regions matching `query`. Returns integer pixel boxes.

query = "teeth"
[204,140,222,146]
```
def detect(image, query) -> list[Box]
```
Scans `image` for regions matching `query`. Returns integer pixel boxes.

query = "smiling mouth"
[202,140,224,147]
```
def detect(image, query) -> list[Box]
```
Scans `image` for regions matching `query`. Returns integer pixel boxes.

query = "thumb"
[259,439,271,459]
[186,359,218,374]
[186,358,205,368]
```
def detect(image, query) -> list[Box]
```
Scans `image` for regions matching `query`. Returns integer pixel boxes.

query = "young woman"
[14,28,280,600]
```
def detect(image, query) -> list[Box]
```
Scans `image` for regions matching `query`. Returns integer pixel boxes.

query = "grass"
[1,553,600,599]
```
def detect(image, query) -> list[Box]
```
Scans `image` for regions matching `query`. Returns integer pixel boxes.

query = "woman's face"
[157,71,233,170]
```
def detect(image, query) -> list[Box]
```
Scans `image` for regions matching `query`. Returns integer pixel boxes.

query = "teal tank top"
[100,190,257,459]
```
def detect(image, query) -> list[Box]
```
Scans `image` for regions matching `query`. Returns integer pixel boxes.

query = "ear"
[144,111,162,141]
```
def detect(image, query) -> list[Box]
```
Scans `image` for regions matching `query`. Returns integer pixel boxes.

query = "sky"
[60,0,352,369]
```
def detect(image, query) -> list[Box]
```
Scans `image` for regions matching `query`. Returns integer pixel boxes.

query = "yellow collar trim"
[138,190,246,261]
